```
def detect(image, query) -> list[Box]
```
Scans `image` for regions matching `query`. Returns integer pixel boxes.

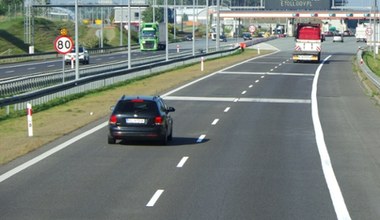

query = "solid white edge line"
[177,157,189,168]
[0,121,109,183]
[312,55,351,220]
[146,189,164,207]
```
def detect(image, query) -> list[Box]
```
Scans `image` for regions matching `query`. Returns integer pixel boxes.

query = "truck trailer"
[139,22,166,51]
[292,23,323,63]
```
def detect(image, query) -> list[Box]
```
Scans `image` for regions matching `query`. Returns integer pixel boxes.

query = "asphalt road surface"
[1,36,380,220]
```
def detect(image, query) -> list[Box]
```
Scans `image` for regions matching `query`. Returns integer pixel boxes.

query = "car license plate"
[126,118,145,124]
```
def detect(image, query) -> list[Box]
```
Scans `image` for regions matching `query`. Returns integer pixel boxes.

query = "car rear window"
[114,100,158,114]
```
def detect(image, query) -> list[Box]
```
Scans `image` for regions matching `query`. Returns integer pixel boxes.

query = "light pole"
[192,0,195,56]
[120,1,123,46]
[128,0,131,69]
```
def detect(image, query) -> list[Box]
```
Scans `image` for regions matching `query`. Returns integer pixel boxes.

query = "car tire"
[161,132,168,145]
[168,127,173,141]
[108,135,116,144]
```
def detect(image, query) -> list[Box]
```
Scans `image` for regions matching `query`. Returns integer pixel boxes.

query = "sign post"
[54,31,74,83]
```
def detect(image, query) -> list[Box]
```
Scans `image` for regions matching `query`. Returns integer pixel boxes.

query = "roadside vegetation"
[363,51,380,77]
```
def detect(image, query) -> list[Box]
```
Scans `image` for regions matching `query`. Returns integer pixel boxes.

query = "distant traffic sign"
[249,25,256,33]
[54,36,74,54]
[366,27,373,36]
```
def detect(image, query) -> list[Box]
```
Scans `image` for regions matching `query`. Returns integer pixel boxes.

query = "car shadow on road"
[116,137,210,146]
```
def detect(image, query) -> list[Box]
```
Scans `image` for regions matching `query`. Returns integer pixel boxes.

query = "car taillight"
[109,115,117,125]
[155,116,163,125]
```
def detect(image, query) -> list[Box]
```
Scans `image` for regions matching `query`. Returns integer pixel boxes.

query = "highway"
[1,36,380,219]
[0,38,241,80]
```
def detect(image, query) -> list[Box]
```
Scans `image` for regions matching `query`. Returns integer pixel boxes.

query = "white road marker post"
[26,103,33,137]
[177,44,180,53]
[71,57,74,69]
[201,57,204,71]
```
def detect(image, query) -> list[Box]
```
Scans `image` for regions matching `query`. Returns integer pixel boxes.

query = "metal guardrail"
[0,44,140,64]
[357,48,380,89]
[0,37,276,114]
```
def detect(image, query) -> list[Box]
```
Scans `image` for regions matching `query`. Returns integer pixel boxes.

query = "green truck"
[139,22,166,51]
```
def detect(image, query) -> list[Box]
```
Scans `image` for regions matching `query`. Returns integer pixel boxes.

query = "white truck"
[355,24,367,42]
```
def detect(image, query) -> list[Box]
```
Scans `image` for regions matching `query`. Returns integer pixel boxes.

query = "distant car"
[108,95,175,145]
[184,35,193,41]
[64,47,90,65]
[219,35,227,42]
[242,32,252,40]
[333,34,344,42]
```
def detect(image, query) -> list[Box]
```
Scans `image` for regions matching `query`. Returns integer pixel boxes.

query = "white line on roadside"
[146,189,164,207]
[197,135,206,143]
[177,157,189,168]
[312,55,351,220]
[0,122,109,183]
[47,65,55,67]
[211,119,219,125]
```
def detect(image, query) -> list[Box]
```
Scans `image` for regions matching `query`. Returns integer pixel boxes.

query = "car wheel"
[168,127,173,141]
[108,135,116,144]
[160,133,168,145]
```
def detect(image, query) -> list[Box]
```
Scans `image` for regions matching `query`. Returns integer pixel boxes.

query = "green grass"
[363,51,380,77]
[0,17,142,55]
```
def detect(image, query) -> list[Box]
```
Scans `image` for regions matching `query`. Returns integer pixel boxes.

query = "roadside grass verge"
[0,49,271,165]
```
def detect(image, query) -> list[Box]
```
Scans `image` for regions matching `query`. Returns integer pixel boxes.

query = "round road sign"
[249,25,256,33]
[366,27,373,36]
[54,36,74,54]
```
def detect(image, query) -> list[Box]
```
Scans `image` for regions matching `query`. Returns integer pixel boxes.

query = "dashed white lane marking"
[249,85,253,88]
[47,64,55,67]
[177,157,189,168]
[233,98,239,102]
[5,70,14,73]
[224,107,230,112]
[146,189,164,207]
[197,135,206,143]
[27,67,35,70]
[241,90,247,95]
[211,119,219,125]
[312,55,351,220]
[255,80,260,83]
[261,76,265,79]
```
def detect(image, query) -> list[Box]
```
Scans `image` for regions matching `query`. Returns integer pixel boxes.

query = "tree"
[141,6,164,23]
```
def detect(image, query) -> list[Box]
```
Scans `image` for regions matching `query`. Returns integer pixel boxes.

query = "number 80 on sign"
[54,36,74,54]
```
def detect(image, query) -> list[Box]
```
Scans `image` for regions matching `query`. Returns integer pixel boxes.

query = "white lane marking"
[27,67,35,70]
[5,70,14,73]
[255,80,260,83]
[270,69,274,71]
[312,55,351,220]
[47,64,55,67]
[211,119,219,125]
[165,96,310,104]
[0,51,281,184]
[261,76,265,79]
[278,63,282,66]
[162,51,280,97]
[239,98,310,104]
[274,66,278,69]
[177,157,189,168]
[241,90,247,95]
[219,71,314,77]
[249,85,253,88]
[164,96,236,102]
[0,122,108,183]
[224,107,230,112]
[197,135,206,143]
[146,189,164,207]
[96,58,102,61]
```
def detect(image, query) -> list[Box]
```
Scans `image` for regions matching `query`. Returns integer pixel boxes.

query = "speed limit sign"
[54,36,74,54]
